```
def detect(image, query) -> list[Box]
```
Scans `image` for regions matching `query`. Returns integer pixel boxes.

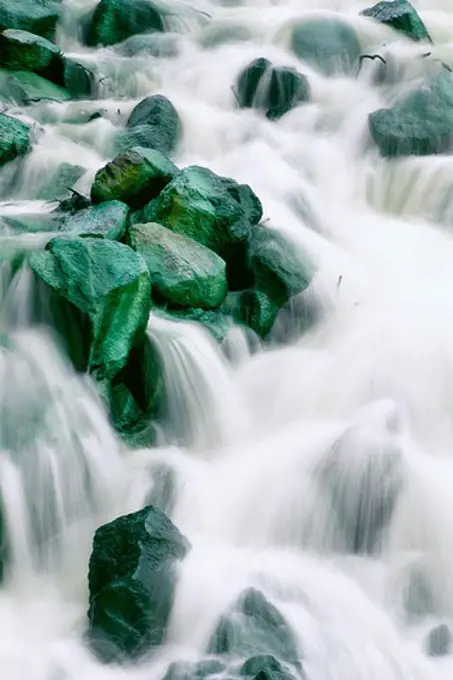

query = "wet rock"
[87,505,190,662]
[0,68,71,104]
[248,226,313,308]
[129,222,228,309]
[125,94,182,156]
[61,201,129,240]
[222,289,279,339]
[61,57,97,99]
[0,0,61,42]
[91,147,178,209]
[0,28,60,72]
[235,58,310,120]
[369,70,453,157]
[29,237,152,379]
[164,308,232,344]
[139,166,262,259]
[208,589,300,672]
[404,563,436,620]
[290,17,361,76]
[115,32,180,58]
[361,0,432,43]
[163,659,226,680]
[84,0,165,47]
[0,113,31,167]
[37,163,85,201]
[240,654,296,680]
[426,623,452,657]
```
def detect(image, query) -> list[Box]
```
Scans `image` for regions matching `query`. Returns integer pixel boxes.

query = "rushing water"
[3,0,453,678]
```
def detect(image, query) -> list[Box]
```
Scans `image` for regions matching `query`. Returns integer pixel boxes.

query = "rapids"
[2,0,453,679]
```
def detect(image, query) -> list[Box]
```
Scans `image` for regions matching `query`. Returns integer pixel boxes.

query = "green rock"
[222,289,279,338]
[1,212,60,233]
[369,70,453,157]
[236,57,310,120]
[61,57,97,99]
[126,94,182,156]
[0,0,61,41]
[37,163,85,201]
[61,201,129,240]
[291,17,361,76]
[248,226,313,307]
[240,655,296,680]
[85,0,165,48]
[139,166,262,258]
[29,237,152,379]
[163,307,232,344]
[361,0,432,43]
[0,68,71,104]
[87,505,190,661]
[91,146,178,209]
[207,588,300,667]
[0,28,60,71]
[129,222,228,309]
[0,113,31,167]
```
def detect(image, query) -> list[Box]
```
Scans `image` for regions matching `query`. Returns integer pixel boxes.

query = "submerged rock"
[115,32,180,58]
[61,201,129,240]
[235,57,310,120]
[369,70,453,157]
[361,0,432,43]
[125,94,182,156]
[290,17,361,76]
[0,0,61,41]
[163,660,226,680]
[37,163,85,201]
[91,146,178,209]
[0,113,31,166]
[0,68,71,104]
[29,237,152,379]
[129,222,228,309]
[200,22,254,49]
[85,0,165,47]
[426,623,452,657]
[87,505,190,661]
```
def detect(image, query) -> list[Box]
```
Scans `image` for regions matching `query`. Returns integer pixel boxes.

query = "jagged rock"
[87,505,190,661]
[361,0,432,43]
[91,146,178,209]
[29,237,152,379]
[0,0,61,41]
[84,0,165,47]
[129,222,228,309]
[37,163,85,201]
[0,68,71,104]
[369,70,453,157]
[290,17,361,76]
[222,289,279,339]
[235,58,310,120]
[426,623,452,657]
[61,201,129,240]
[0,113,31,166]
[123,94,182,156]
[207,588,301,669]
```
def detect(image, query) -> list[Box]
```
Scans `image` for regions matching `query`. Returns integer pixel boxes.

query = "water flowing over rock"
[0,113,31,166]
[290,17,361,76]
[125,94,182,155]
[361,0,432,43]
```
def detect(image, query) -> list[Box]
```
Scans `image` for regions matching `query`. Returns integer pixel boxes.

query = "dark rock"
[222,289,279,339]
[426,623,452,657]
[87,505,190,662]
[129,222,228,309]
[124,94,182,156]
[361,0,432,43]
[91,146,178,209]
[236,58,310,120]
[0,113,31,167]
[240,654,296,680]
[61,200,129,240]
[29,237,152,379]
[291,17,361,76]
[61,57,97,99]
[84,0,165,48]
[0,0,61,41]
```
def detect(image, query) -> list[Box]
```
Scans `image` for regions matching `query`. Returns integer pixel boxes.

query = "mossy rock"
[361,0,432,43]
[84,0,165,47]
[0,113,31,167]
[61,200,129,240]
[291,17,361,76]
[0,0,61,41]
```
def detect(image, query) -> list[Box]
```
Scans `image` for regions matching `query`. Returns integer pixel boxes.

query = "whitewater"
[2,0,453,678]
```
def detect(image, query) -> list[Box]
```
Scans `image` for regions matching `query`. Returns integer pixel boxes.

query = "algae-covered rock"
[126,94,182,156]
[222,289,279,339]
[0,68,71,104]
[29,237,152,379]
[130,222,228,309]
[0,28,60,72]
[235,57,310,120]
[0,0,61,41]
[0,113,31,167]
[369,70,453,157]
[248,226,312,307]
[61,201,129,240]
[139,165,262,257]
[91,146,178,209]
[85,0,165,47]
[87,505,190,661]
[361,0,432,43]
[37,163,85,201]
[291,17,361,76]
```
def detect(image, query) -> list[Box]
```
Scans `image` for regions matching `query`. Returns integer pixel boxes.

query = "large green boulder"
[84,0,165,47]
[87,505,190,661]
[0,0,61,41]
[61,201,129,240]
[125,94,182,156]
[361,0,432,43]
[235,57,310,121]
[138,166,263,258]
[369,70,453,157]
[0,68,70,104]
[248,226,313,308]
[0,113,31,167]
[0,28,60,71]
[91,146,178,209]
[290,17,361,76]
[29,237,152,379]
[129,222,228,309]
